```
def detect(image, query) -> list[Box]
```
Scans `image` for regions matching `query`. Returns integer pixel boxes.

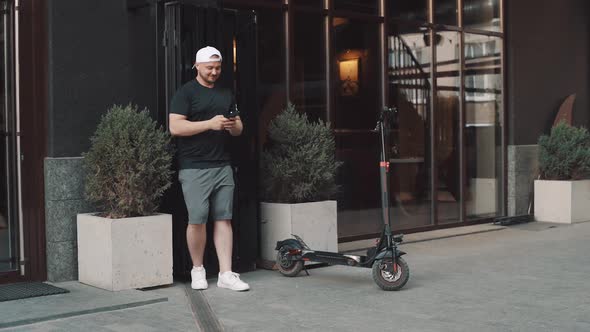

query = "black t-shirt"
[170,80,234,169]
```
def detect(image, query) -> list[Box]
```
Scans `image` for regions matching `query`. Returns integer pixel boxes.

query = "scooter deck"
[301,250,371,267]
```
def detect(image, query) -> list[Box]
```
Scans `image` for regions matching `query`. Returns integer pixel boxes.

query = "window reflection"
[435,31,461,222]
[464,34,502,217]
[253,0,504,237]
[1,6,17,272]
[387,23,432,230]
[292,12,326,122]
[257,10,287,151]
[333,18,379,129]
[435,0,457,26]
[0,10,8,272]
[464,0,500,32]
[291,0,323,9]
[388,0,428,23]
[333,18,381,238]
[334,0,378,14]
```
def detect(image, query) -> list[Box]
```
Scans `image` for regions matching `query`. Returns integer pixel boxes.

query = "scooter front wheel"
[372,257,409,291]
[276,245,304,277]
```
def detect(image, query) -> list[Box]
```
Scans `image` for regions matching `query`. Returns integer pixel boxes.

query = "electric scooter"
[275,107,410,291]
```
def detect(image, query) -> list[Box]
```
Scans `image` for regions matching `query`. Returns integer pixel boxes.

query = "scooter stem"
[378,107,393,229]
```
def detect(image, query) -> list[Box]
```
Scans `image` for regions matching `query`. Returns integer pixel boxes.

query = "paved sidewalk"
[0,282,197,331]
[204,221,590,332]
[1,221,589,331]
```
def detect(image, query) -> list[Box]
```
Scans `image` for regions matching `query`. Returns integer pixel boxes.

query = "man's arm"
[169,114,230,136]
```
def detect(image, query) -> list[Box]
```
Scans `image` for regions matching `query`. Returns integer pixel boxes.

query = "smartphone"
[228,103,240,119]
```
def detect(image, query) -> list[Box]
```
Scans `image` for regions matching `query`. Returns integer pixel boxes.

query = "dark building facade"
[1,0,589,283]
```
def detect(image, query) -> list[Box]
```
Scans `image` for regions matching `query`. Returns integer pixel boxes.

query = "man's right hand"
[208,115,229,131]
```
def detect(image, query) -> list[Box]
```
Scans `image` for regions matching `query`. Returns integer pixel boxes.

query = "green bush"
[83,104,173,218]
[260,103,342,203]
[538,122,590,180]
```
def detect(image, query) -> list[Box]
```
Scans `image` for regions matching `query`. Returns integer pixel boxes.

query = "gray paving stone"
[4,223,590,332]
[205,221,590,332]
[0,281,170,329]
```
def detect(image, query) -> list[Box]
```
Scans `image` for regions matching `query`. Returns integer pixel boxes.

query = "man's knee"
[187,224,206,231]
[214,220,232,232]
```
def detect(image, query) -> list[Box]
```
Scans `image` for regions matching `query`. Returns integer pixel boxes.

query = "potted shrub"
[259,103,342,263]
[77,104,174,291]
[534,122,590,223]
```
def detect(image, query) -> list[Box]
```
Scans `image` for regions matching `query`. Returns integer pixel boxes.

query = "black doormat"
[0,282,69,302]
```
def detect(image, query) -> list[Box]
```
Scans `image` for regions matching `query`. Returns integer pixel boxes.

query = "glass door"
[385,0,504,229]
[163,2,259,275]
[1,0,19,274]
[386,21,432,230]
[464,33,503,218]
[435,30,461,223]
[331,17,382,239]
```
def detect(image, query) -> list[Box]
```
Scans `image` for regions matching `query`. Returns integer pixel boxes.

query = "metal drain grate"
[0,282,69,302]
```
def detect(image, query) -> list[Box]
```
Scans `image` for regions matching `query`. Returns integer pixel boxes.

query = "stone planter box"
[534,180,590,224]
[77,213,173,291]
[260,201,337,263]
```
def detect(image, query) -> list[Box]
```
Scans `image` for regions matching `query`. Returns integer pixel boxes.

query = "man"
[169,46,249,291]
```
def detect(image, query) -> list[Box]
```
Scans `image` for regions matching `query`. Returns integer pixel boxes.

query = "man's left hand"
[224,116,243,136]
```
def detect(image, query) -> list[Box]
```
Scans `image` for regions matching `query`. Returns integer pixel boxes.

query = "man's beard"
[199,71,218,84]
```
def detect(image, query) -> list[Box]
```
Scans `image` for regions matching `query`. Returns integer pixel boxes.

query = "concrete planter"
[77,213,173,291]
[260,201,337,263]
[534,180,590,224]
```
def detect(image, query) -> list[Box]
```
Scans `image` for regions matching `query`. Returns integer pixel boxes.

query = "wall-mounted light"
[338,58,359,96]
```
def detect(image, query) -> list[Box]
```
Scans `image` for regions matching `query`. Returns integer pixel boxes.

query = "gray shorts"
[178,166,235,224]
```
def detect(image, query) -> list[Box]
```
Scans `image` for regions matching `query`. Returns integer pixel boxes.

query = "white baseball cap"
[193,46,222,68]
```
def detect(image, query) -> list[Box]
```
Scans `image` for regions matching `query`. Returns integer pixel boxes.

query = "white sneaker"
[217,271,250,291]
[191,266,208,290]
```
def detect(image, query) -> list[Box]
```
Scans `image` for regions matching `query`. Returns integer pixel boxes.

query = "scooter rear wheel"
[276,245,304,277]
[372,257,409,291]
